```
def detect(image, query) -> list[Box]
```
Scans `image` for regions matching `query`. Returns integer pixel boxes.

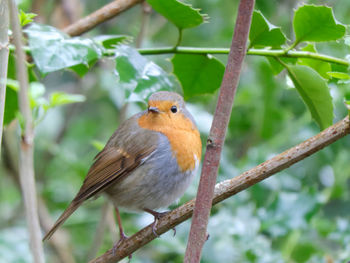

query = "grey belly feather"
[105,133,196,210]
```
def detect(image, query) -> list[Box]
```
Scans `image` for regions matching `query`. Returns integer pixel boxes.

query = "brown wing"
[43,126,157,241]
[74,145,155,203]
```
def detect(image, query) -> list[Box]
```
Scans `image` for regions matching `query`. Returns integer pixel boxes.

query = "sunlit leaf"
[171,54,224,99]
[114,45,178,102]
[93,35,133,49]
[25,23,102,75]
[287,65,333,129]
[327,71,350,79]
[147,0,207,29]
[48,92,85,108]
[293,5,345,44]
[19,10,37,27]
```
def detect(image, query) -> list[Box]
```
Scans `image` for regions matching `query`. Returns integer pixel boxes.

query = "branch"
[63,0,143,36]
[0,0,10,156]
[90,116,350,263]
[135,47,349,66]
[184,0,255,261]
[8,0,45,262]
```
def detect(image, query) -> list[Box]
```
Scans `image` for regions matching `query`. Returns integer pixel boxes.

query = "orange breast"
[138,112,202,172]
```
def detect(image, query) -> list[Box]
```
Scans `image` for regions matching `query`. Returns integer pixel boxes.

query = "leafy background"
[1,0,350,262]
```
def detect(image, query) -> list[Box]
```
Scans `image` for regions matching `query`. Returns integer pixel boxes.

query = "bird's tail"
[42,199,83,241]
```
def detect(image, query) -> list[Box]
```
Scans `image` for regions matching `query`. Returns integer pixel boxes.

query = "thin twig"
[87,201,111,261]
[3,126,76,263]
[135,1,151,48]
[89,115,349,263]
[63,0,143,36]
[8,0,45,262]
[0,0,10,156]
[38,198,76,263]
[184,0,255,262]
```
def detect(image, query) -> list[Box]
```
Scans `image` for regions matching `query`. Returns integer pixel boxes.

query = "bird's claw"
[112,232,129,256]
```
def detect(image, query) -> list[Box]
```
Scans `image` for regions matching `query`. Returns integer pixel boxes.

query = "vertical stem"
[184,0,255,262]
[135,1,151,48]
[0,0,10,155]
[8,1,45,262]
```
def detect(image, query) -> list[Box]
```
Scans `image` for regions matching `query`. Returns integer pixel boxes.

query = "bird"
[43,91,202,248]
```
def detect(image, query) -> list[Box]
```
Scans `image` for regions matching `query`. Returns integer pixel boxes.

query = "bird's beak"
[148,106,160,113]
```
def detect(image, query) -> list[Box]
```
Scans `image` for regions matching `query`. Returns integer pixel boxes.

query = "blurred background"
[1,0,350,262]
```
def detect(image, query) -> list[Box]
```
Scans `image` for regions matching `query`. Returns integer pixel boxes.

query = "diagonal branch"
[63,0,143,36]
[8,0,45,262]
[184,0,255,261]
[89,116,349,263]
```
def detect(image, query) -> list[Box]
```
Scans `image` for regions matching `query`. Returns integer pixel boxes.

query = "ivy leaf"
[297,44,331,79]
[25,23,102,75]
[249,11,286,48]
[114,45,178,102]
[287,65,333,129]
[171,54,225,99]
[293,5,345,44]
[147,0,207,29]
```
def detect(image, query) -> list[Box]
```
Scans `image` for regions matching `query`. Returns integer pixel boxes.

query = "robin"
[43,91,202,247]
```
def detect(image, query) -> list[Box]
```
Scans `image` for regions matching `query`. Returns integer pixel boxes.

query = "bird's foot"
[112,232,129,256]
[144,209,170,237]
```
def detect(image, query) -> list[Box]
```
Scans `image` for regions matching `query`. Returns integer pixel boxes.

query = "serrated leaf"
[249,11,286,48]
[94,35,133,49]
[25,23,102,75]
[287,65,333,129]
[293,5,345,44]
[171,54,225,99]
[297,44,331,79]
[147,0,206,29]
[327,72,350,79]
[114,45,178,102]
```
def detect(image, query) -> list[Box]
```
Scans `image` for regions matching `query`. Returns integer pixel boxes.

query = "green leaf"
[48,92,85,108]
[93,35,133,49]
[297,44,331,79]
[91,140,105,151]
[345,101,350,116]
[249,11,286,48]
[4,86,18,125]
[290,242,317,262]
[147,0,206,29]
[171,54,225,99]
[114,45,178,102]
[24,23,102,75]
[327,71,350,79]
[266,56,297,75]
[293,5,346,44]
[287,65,333,129]
[19,10,37,27]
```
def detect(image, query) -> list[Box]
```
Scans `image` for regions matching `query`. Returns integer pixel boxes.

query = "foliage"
[1,1,350,263]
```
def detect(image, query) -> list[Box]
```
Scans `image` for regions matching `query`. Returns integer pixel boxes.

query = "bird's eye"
[170,105,178,113]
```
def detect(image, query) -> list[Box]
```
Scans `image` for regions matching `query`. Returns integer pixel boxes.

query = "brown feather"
[43,141,156,241]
